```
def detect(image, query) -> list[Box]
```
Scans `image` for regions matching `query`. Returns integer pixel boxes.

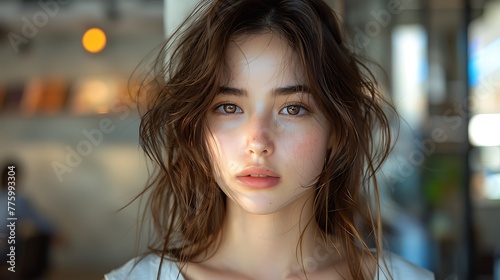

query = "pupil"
[288,105,298,115]
[225,105,235,113]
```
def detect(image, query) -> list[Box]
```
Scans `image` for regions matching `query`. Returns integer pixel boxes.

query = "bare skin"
[175,33,377,280]
[102,32,378,280]
[177,237,377,280]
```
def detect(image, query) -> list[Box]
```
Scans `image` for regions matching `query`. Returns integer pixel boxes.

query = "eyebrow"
[218,85,311,97]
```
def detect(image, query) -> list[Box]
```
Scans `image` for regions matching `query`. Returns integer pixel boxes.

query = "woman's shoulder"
[377,252,434,280]
[104,254,184,280]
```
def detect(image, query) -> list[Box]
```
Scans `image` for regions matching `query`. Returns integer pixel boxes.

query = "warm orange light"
[82,28,107,53]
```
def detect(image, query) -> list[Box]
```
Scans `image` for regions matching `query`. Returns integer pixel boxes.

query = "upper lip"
[236,166,280,177]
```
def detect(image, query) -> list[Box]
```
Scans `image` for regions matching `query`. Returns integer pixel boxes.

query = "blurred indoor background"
[0,0,499,279]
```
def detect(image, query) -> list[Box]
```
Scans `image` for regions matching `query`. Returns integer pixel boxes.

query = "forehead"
[224,33,304,85]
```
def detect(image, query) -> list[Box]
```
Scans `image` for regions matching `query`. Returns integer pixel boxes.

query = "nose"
[246,116,274,157]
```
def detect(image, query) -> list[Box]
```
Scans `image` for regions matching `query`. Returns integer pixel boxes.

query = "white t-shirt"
[105,252,434,280]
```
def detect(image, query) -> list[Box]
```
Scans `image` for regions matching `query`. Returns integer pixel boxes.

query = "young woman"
[105,0,434,279]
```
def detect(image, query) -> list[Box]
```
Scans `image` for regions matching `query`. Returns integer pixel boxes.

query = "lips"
[236,166,281,188]
[236,166,280,177]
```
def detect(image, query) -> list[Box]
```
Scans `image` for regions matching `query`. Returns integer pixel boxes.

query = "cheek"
[206,132,237,170]
[284,128,328,172]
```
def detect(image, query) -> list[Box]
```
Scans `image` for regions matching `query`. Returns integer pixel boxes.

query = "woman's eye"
[280,104,308,116]
[215,103,243,114]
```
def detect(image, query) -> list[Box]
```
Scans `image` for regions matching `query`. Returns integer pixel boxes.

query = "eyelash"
[212,102,310,117]
[213,102,242,115]
[280,102,311,117]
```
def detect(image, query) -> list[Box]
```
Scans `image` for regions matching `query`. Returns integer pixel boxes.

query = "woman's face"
[206,33,332,215]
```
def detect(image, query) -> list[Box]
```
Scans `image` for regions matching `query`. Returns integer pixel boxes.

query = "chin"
[234,193,308,216]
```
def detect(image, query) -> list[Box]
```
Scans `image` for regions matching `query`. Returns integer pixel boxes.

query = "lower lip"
[237,176,281,189]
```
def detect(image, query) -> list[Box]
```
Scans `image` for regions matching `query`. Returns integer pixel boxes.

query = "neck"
[208,194,341,280]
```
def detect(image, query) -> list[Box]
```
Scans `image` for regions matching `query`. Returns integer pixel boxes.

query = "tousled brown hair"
[136,0,394,279]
